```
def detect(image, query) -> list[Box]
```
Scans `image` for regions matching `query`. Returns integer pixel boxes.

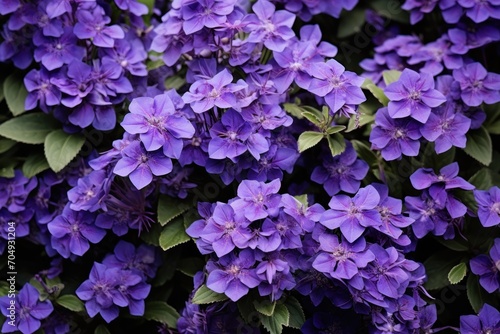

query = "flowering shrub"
[1,0,500,333]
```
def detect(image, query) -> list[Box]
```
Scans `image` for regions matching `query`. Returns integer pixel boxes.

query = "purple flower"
[24,68,61,112]
[320,185,382,243]
[407,35,463,75]
[243,0,296,52]
[373,184,414,240]
[370,107,422,160]
[402,0,440,24]
[420,101,471,153]
[0,0,19,15]
[475,186,500,227]
[307,59,366,115]
[410,162,473,219]
[33,28,85,71]
[360,244,417,299]
[0,283,53,334]
[410,162,474,191]
[312,234,374,281]
[76,262,121,323]
[181,0,236,34]
[453,62,500,107]
[183,69,246,113]
[208,109,268,160]
[272,25,336,93]
[99,37,148,76]
[311,141,369,196]
[460,303,500,334]
[111,269,151,316]
[206,249,260,301]
[121,93,195,154]
[74,7,124,48]
[0,170,37,213]
[405,192,450,238]
[52,61,97,125]
[47,204,106,258]
[470,238,500,293]
[114,0,149,16]
[231,179,281,221]
[67,170,110,212]
[113,141,173,190]
[456,0,500,22]
[385,68,446,123]
[199,203,252,257]
[150,13,194,67]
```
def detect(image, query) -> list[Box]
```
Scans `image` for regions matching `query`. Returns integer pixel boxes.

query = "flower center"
[408,90,421,100]
[191,136,201,147]
[290,62,302,71]
[491,202,500,214]
[263,21,275,32]
[227,264,240,276]
[393,128,406,139]
[208,88,220,98]
[224,221,235,233]
[55,43,63,50]
[227,131,237,141]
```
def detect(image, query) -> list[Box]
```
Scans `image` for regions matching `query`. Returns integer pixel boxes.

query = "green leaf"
[157,195,191,226]
[0,113,60,144]
[434,237,469,252]
[140,222,161,246]
[337,8,365,38]
[467,274,498,313]
[297,131,324,153]
[260,303,289,334]
[382,70,402,86]
[468,168,500,190]
[448,262,467,284]
[238,297,258,323]
[3,72,28,116]
[0,139,16,154]
[22,152,49,178]
[294,194,308,207]
[346,113,374,132]
[0,76,5,102]
[159,217,190,251]
[192,284,228,304]
[44,130,86,173]
[424,250,461,290]
[352,139,378,167]
[364,80,389,106]
[165,76,186,90]
[326,125,346,135]
[0,161,16,178]
[464,126,492,166]
[370,0,410,24]
[327,134,346,157]
[94,325,111,334]
[56,295,85,312]
[283,102,303,119]
[253,299,276,317]
[484,103,500,134]
[422,144,456,171]
[301,111,323,126]
[143,301,179,328]
[177,257,204,277]
[284,296,305,329]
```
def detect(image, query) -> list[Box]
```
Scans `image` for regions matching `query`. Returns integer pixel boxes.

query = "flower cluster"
[1,0,149,130]
[3,0,500,332]
[76,241,160,322]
